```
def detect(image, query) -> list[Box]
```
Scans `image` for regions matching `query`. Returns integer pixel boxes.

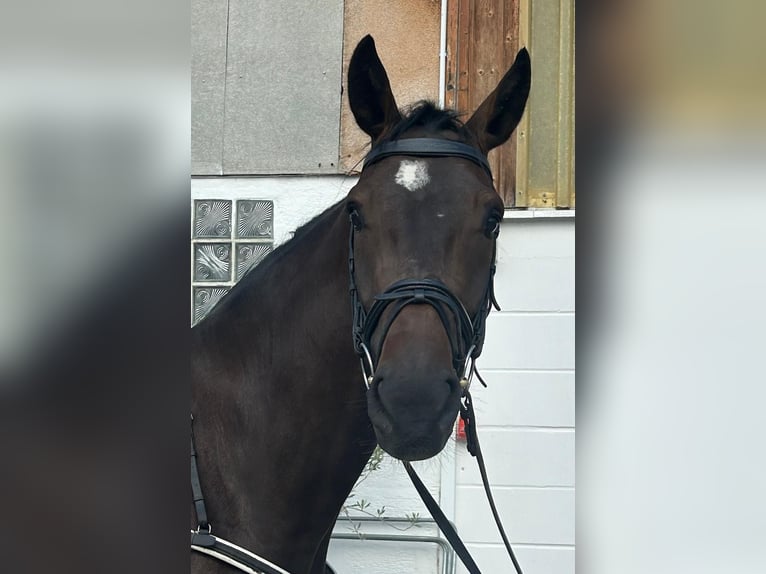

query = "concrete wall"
[190,177,575,574]
[191,0,345,175]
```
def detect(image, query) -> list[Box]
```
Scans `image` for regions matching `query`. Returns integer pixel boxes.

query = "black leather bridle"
[348,137,524,574]
[363,137,494,178]
[348,233,499,391]
[350,138,500,391]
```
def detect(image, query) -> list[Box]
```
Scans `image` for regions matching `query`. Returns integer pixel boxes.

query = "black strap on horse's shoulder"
[363,137,493,178]
[190,414,210,533]
[405,390,524,574]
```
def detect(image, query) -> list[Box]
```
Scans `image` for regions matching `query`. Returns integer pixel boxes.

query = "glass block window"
[191,199,274,324]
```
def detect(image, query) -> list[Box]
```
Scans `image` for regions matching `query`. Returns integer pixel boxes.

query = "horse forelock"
[378,101,471,144]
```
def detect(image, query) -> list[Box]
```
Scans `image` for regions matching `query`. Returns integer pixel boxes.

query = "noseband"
[348,138,500,391]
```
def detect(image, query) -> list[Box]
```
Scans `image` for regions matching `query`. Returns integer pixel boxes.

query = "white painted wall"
[191,177,575,574]
[453,217,575,574]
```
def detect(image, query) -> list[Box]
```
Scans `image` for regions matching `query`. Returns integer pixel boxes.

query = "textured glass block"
[237,200,273,238]
[193,287,229,325]
[194,243,232,282]
[194,200,231,238]
[236,242,272,279]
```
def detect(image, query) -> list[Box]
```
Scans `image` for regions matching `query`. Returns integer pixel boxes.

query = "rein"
[349,137,524,574]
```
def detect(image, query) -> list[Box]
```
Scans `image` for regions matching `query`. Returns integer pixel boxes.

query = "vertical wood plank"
[458,0,472,113]
[445,0,459,110]
[446,0,522,207]
[515,0,531,207]
[556,0,575,208]
[446,0,472,115]
[497,0,520,206]
[525,0,561,207]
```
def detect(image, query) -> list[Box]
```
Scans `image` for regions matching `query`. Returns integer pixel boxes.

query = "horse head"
[346,35,531,461]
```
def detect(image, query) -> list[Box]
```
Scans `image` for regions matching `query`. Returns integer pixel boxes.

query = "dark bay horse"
[191,35,530,574]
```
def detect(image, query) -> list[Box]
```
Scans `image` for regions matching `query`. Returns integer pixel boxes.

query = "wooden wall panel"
[340,0,441,173]
[449,0,575,209]
[447,0,520,206]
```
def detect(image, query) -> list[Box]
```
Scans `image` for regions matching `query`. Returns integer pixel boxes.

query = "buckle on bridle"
[458,344,476,392]
[359,342,375,389]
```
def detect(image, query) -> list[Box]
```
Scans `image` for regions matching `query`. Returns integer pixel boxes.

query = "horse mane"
[380,101,469,143]
[236,199,345,287]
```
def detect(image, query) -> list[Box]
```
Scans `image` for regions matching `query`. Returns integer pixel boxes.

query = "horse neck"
[253,204,358,383]
[198,200,357,393]
[192,202,374,572]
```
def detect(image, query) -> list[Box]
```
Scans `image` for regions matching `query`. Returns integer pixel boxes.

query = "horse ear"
[348,35,402,141]
[465,48,531,153]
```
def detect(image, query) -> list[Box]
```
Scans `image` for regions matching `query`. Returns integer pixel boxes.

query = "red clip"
[456,416,466,440]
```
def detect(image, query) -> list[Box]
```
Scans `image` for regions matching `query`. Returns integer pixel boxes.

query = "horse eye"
[347,204,364,231]
[485,214,502,238]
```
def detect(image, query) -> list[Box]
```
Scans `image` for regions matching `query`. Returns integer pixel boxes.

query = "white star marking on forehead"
[394,160,430,191]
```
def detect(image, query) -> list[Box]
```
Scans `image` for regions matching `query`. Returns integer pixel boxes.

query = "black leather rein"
[348,137,524,574]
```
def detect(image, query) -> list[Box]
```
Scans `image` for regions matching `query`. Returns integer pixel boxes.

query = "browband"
[363,138,492,178]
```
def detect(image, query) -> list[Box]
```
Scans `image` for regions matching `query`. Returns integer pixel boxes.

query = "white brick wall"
[453,218,575,574]
[191,178,575,573]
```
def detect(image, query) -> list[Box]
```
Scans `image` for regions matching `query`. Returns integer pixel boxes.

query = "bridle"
[348,233,499,392]
[349,137,500,391]
[347,137,525,574]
